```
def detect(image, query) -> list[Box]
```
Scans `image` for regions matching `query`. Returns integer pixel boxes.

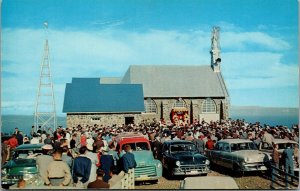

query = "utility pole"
[34,21,57,132]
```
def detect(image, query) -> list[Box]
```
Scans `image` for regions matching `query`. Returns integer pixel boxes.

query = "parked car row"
[2,135,298,188]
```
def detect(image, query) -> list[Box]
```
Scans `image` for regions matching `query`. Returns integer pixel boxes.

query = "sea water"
[1,112,298,136]
[1,115,66,136]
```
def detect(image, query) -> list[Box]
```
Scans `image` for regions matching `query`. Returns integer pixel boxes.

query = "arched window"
[144,98,157,113]
[173,98,186,108]
[202,98,216,113]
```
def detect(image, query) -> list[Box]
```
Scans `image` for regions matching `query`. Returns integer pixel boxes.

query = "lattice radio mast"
[34,21,57,131]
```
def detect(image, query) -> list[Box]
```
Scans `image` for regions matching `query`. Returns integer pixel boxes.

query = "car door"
[260,142,273,154]
[211,142,222,165]
[161,143,169,169]
[221,143,233,169]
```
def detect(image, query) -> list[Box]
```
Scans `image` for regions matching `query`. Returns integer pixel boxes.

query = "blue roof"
[63,78,145,113]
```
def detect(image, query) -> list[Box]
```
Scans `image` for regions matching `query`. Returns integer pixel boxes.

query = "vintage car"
[258,139,299,171]
[206,139,271,173]
[180,176,239,189]
[1,143,44,188]
[161,140,210,177]
[115,132,162,183]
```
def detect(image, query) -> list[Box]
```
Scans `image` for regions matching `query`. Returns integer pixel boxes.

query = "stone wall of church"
[66,98,229,128]
[146,98,229,123]
[66,113,144,128]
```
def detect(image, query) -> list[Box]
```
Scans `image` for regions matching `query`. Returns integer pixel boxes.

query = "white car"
[259,139,299,171]
[206,139,271,173]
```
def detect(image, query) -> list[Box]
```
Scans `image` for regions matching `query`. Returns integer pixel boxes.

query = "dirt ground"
[135,168,273,189]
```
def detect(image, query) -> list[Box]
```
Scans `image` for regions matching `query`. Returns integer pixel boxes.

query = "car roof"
[15,143,44,150]
[273,139,298,144]
[115,132,145,142]
[164,140,193,145]
[217,139,253,144]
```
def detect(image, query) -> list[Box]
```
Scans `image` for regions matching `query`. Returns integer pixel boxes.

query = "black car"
[161,140,210,177]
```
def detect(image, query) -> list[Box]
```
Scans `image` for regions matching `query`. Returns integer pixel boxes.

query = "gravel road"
[135,168,272,189]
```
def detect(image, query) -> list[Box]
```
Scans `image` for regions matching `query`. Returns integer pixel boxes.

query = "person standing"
[205,136,214,150]
[7,134,18,149]
[61,146,73,170]
[282,145,294,176]
[1,141,8,165]
[99,147,114,182]
[121,144,137,173]
[45,148,72,186]
[72,146,92,188]
[36,144,54,184]
[193,135,205,154]
[272,143,280,169]
[86,144,99,183]
[87,169,110,189]
[108,143,119,174]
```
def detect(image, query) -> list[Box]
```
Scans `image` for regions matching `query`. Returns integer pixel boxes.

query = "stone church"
[63,27,230,128]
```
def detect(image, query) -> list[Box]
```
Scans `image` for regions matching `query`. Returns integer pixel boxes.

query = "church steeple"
[210,26,221,72]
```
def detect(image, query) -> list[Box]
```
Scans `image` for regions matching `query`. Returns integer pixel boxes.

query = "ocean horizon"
[1,106,298,136]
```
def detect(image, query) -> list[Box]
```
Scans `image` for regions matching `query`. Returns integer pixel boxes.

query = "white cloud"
[2,27,297,114]
[222,52,298,89]
[222,32,291,51]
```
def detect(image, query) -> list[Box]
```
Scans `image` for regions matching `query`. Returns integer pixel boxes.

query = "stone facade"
[66,98,229,128]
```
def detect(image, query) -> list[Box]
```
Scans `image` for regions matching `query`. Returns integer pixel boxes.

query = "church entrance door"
[125,117,134,125]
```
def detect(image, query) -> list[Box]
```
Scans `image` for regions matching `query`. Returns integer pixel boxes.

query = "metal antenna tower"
[34,21,57,131]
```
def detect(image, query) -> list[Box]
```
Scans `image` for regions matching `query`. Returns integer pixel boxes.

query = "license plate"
[140,175,149,178]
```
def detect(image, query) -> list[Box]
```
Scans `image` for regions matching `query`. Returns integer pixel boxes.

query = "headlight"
[23,174,35,181]
[205,160,210,165]
[2,168,7,176]
[157,162,162,168]
[175,161,181,166]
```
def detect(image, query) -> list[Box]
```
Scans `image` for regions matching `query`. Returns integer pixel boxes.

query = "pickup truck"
[115,132,162,183]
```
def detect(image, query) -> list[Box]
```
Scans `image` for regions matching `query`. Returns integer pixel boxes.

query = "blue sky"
[2,0,299,116]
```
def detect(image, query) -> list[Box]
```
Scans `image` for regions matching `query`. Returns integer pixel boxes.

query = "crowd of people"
[1,118,299,188]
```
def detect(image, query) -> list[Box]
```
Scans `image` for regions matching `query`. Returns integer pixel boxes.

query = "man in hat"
[86,144,98,183]
[99,147,114,182]
[36,144,54,184]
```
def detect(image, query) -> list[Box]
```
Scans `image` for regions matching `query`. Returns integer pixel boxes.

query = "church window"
[173,98,186,107]
[144,98,157,113]
[202,98,216,113]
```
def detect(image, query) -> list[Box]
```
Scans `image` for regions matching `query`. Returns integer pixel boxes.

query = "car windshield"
[170,144,196,152]
[121,142,150,151]
[230,142,257,152]
[14,149,43,159]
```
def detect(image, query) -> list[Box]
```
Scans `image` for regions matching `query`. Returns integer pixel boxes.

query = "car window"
[121,142,150,151]
[14,149,43,159]
[223,143,230,152]
[278,143,296,150]
[231,142,257,152]
[170,144,196,152]
[216,143,223,151]
[262,142,272,150]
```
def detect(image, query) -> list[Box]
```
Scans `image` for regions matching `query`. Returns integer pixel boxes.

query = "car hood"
[170,152,207,165]
[2,159,38,175]
[132,150,155,166]
[3,159,36,168]
[232,150,268,162]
